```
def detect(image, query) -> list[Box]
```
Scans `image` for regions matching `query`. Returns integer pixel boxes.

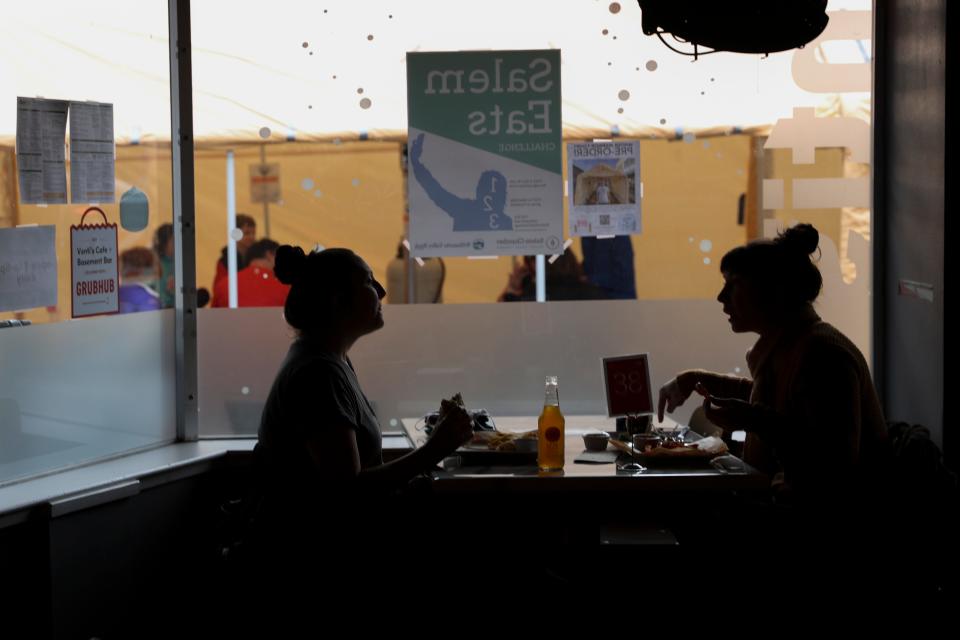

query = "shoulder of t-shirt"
[284,348,351,384]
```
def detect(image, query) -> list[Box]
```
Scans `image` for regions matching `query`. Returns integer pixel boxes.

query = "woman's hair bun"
[274,245,308,285]
[777,223,819,256]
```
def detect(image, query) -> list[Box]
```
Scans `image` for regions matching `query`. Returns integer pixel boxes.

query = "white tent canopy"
[1,0,870,147]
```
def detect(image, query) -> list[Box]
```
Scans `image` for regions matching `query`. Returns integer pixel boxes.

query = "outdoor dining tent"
[1,0,871,315]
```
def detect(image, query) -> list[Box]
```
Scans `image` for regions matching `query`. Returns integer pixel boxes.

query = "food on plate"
[641,436,729,458]
[468,429,538,451]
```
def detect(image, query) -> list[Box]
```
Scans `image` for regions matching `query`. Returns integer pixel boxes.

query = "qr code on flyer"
[599,214,611,225]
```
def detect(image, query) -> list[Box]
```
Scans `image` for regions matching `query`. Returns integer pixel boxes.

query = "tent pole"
[535,255,546,302]
[226,150,238,308]
[260,143,270,238]
[401,142,414,304]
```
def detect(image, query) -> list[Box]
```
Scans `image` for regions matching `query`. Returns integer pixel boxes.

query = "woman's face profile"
[343,256,386,335]
[717,271,768,334]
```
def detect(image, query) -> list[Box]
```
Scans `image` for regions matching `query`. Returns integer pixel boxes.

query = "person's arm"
[678,369,753,401]
[290,361,472,492]
[658,369,752,423]
[303,418,467,494]
[701,347,861,481]
[409,133,473,216]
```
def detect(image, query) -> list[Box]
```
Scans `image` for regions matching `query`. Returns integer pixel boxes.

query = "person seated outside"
[581,235,637,300]
[385,238,446,303]
[118,247,161,313]
[211,238,289,308]
[213,213,257,289]
[243,245,474,605]
[498,249,604,302]
[152,223,175,308]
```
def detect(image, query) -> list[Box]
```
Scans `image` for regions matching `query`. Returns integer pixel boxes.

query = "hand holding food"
[429,393,474,454]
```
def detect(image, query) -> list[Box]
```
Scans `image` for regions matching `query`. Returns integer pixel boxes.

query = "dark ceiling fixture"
[637,0,829,60]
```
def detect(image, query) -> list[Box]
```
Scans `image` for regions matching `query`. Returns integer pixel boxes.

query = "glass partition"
[191,0,873,436]
[0,2,175,484]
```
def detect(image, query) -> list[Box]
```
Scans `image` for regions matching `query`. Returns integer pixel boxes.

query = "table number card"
[602,353,653,417]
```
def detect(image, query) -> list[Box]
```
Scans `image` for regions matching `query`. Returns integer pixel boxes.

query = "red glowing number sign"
[602,354,653,417]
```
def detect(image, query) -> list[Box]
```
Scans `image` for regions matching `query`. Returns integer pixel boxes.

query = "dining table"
[400,414,768,494]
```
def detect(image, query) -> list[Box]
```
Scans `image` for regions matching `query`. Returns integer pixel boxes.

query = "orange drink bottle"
[538,376,565,471]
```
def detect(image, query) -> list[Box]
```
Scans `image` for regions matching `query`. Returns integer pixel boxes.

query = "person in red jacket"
[212,238,290,307]
[213,213,257,288]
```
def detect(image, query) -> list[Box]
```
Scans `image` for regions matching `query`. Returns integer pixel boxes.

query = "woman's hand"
[658,375,694,422]
[696,383,760,433]
[427,404,474,457]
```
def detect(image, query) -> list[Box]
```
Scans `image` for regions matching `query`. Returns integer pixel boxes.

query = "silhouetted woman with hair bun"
[658,224,888,510]
[245,245,474,613]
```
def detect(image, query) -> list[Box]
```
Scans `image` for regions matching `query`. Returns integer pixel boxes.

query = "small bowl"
[582,432,610,452]
[632,433,663,453]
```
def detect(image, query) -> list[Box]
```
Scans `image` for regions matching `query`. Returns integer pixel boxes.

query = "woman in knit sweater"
[658,224,889,506]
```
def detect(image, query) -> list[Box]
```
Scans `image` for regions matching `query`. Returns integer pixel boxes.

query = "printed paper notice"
[0,225,58,312]
[406,50,563,257]
[15,97,69,205]
[71,221,119,317]
[250,163,281,203]
[567,141,641,237]
[70,101,116,203]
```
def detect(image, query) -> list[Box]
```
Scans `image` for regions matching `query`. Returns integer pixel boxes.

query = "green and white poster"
[406,50,563,257]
